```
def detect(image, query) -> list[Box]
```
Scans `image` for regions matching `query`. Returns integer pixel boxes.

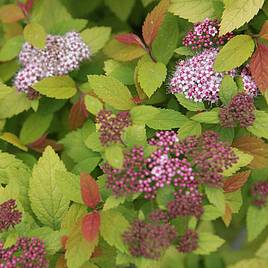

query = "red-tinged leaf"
[142,0,170,47]
[56,255,67,268]
[25,0,34,12]
[0,4,25,23]
[28,135,63,153]
[233,136,268,169]
[80,173,101,209]
[260,21,268,40]
[222,203,232,227]
[223,171,251,193]
[68,98,89,130]
[115,33,146,49]
[249,43,268,93]
[61,236,68,251]
[81,212,101,241]
[91,246,102,258]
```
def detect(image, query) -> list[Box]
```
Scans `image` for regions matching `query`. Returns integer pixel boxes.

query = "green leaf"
[247,205,268,241]
[0,36,24,61]
[225,190,242,213]
[169,0,220,23]
[219,0,264,35]
[219,75,238,105]
[85,132,103,152]
[146,108,188,130]
[32,76,77,99]
[214,35,255,72]
[29,146,69,229]
[205,186,225,215]
[103,196,126,211]
[84,95,103,115]
[191,109,220,124]
[247,111,268,139]
[130,105,160,125]
[160,246,184,268]
[256,236,268,259]
[228,258,268,268]
[174,46,194,56]
[23,22,46,49]
[138,59,167,98]
[0,132,28,151]
[104,0,135,21]
[122,124,147,148]
[175,93,205,111]
[88,75,135,110]
[55,170,82,204]
[100,210,129,253]
[201,205,222,221]
[50,19,87,34]
[194,232,225,255]
[156,185,175,209]
[81,27,111,55]
[178,120,202,139]
[105,144,124,169]
[0,60,19,82]
[152,14,179,64]
[19,112,53,144]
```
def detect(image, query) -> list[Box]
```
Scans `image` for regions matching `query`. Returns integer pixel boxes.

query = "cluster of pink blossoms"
[0,199,22,232]
[14,32,90,97]
[241,66,258,97]
[219,93,256,128]
[183,18,234,50]
[177,229,199,253]
[250,181,268,207]
[0,237,48,268]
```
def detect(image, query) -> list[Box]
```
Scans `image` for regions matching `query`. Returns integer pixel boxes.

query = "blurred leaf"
[0,35,24,62]
[50,19,87,34]
[219,75,238,105]
[256,236,268,259]
[247,110,268,139]
[156,185,175,209]
[81,212,100,241]
[105,144,124,169]
[205,186,225,215]
[174,46,194,56]
[0,132,28,151]
[259,21,268,40]
[115,33,145,48]
[105,0,135,21]
[202,205,222,221]
[68,98,88,130]
[228,258,268,268]
[223,171,251,193]
[222,203,232,227]
[23,22,46,49]
[0,4,24,23]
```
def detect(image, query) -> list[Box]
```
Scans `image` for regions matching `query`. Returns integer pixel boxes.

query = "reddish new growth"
[250,181,268,207]
[219,93,256,128]
[183,18,234,50]
[177,229,199,253]
[122,219,176,259]
[0,199,22,232]
[0,237,48,268]
[96,110,131,146]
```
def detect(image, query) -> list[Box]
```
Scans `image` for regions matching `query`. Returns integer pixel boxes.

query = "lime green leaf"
[88,75,135,110]
[104,0,135,21]
[0,60,19,82]
[247,111,268,139]
[23,22,46,49]
[138,59,167,98]
[156,185,175,209]
[146,108,188,130]
[105,144,124,169]
[219,0,264,35]
[0,132,28,151]
[81,27,111,55]
[228,258,268,268]
[174,46,194,56]
[103,196,126,211]
[4,231,18,248]
[152,14,179,64]
[100,210,129,253]
[19,112,53,144]
[219,75,238,105]
[247,205,268,241]
[160,246,184,268]
[223,148,253,176]
[50,19,87,34]
[178,120,202,139]
[0,36,24,61]
[32,76,77,99]
[191,109,219,124]
[169,0,220,23]
[29,146,69,229]
[130,105,160,125]
[55,170,82,204]
[205,186,225,215]
[84,95,103,115]
[194,233,225,255]
[256,236,268,259]
[225,190,242,213]
[214,35,255,72]
[202,205,222,221]
[122,124,147,148]
[175,93,205,111]
[85,132,103,152]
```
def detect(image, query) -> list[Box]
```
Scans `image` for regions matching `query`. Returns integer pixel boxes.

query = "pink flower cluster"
[0,237,48,268]
[183,18,234,50]
[241,66,258,97]
[122,219,176,259]
[219,93,256,128]
[96,110,131,146]
[169,48,237,103]
[250,181,268,207]
[14,32,90,96]
[177,229,199,253]
[0,199,22,232]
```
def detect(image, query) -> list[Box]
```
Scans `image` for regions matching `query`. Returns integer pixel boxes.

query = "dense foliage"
[0,0,268,267]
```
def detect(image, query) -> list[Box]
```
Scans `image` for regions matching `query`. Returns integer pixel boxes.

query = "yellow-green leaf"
[23,22,46,49]
[0,132,28,151]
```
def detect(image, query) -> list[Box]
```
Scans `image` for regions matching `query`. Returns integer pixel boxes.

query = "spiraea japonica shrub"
[0,0,268,267]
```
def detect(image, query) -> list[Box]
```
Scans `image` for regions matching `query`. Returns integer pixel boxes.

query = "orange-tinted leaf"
[115,33,146,49]
[223,171,251,193]
[61,235,68,250]
[0,4,25,23]
[91,246,102,258]
[249,43,268,93]
[142,0,170,47]
[260,21,268,40]
[56,255,67,268]
[222,203,232,227]
[80,173,101,209]
[68,98,88,130]
[81,212,101,241]
[233,136,268,169]
[4,23,23,39]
